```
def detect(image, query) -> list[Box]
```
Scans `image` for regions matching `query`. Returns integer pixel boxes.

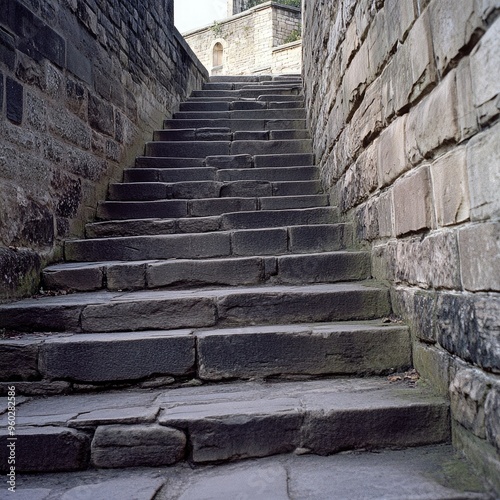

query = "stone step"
[0,378,450,471]
[133,153,314,170]
[153,128,309,141]
[173,109,306,120]
[68,222,349,261]
[185,94,305,103]
[202,82,302,91]
[2,321,408,386]
[96,193,327,220]
[108,180,321,201]
[43,251,370,292]
[86,207,342,237]
[3,445,489,498]
[124,165,319,183]
[144,139,312,158]
[191,88,301,98]
[0,282,391,333]
[163,118,307,131]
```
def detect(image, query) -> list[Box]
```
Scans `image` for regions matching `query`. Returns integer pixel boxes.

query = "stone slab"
[39,330,195,382]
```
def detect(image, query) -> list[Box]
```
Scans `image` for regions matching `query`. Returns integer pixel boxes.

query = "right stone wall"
[303,0,500,490]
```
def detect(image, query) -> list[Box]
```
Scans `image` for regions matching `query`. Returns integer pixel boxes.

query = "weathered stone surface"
[189,197,257,217]
[393,166,433,236]
[197,323,410,380]
[459,222,500,292]
[466,121,500,221]
[91,425,185,468]
[177,465,289,500]
[431,148,470,227]
[450,368,491,439]
[0,427,89,472]
[39,331,195,382]
[405,71,459,165]
[106,262,147,290]
[436,292,500,373]
[394,231,461,289]
[429,0,483,76]
[69,406,159,427]
[470,16,500,125]
[288,224,352,253]
[413,343,451,397]
[377,116,408,187]
[232,228,288,256]
[0,339,40,381]
[206,154,253,169]
[146,257,263,288]
[60,478,164,500]
[43,263,104,292]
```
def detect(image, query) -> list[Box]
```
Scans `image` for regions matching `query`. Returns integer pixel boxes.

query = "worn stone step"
[210,75,271,82]
[185,95,305,103]
[179,101,231,111]
[173,109,305,120]
[0,378,450,471]
[108,180,321,201]
[0,283,391,333]
[191,88,300,98]
[163,118,307,131]
[259,195,328,210]
[85,208,339,239]
[145,139,311,158]
[201,82,302,91]
[124,165,319,183]
[152,128,232,141]
[2,321,409,386]
[43,251,370,292]
[68,221,349,261]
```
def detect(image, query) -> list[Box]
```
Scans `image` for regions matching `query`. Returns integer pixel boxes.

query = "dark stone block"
[6,76,23,124]
[66,42,93,85]
[436,293,500,372]
[0,247,42,298]
[0,72,3,113]
[0,28,16,70]
[18,200,55,247]
[88,93,114,136]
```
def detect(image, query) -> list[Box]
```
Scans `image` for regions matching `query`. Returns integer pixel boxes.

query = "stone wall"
[184,1,301,75]
[272,40,301,74]
[303,0,500,490]
[0,0,207,301]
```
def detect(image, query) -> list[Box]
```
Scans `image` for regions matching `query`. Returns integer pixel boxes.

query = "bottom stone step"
[5,445,489,499]
[0,378,450,471]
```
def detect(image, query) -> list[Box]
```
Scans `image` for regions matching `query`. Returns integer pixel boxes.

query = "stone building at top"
[182,0,302,76]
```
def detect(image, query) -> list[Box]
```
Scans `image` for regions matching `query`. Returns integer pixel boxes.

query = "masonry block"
[470,16,500,125]
[431,148,470,227]
[459,222,500,292]
[92,425,186,468]
[6,77,23,124]
[393,166,432,236]
[406,71,459,165]
[377,116,408,187]
[466,121,500,221]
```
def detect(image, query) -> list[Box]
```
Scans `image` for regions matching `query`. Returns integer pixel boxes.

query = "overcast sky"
[175,0,228,33]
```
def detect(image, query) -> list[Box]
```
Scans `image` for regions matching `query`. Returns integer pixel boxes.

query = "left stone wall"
[0,0,208,301]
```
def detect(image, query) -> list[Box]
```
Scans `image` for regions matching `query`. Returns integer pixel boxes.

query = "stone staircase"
[0,75,490,498]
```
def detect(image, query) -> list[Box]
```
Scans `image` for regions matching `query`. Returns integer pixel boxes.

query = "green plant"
[211,21,222,37]
[246,0,301,9]
[284,25,302,43]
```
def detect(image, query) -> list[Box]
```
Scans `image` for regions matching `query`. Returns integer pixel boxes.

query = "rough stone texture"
[459,222,500,292]
[0,0,207,300]
[91,425,186,468]
[303,1,500,486]
[393,166,433,236]
[0,339,40,381]
[0,426,90,472]
[431,148,471,227]
[39,331,195,382]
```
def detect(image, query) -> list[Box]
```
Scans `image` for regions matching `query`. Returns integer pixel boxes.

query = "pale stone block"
[450,368,490,439]
[406,71,459,165]
[470,16,500,125]
[384,0,416,48]
[429,0,482,75]
[377,115,408,187]
[343,42,370,112]
[466,120,500,221]
[395,231,461,289]
[413,343,450,397]
[393,165,432,235]
[456,58,479,140]
[430,148,470,227]
[459,222,500,292]
[367,10,389,76]
[377,189,393,238]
